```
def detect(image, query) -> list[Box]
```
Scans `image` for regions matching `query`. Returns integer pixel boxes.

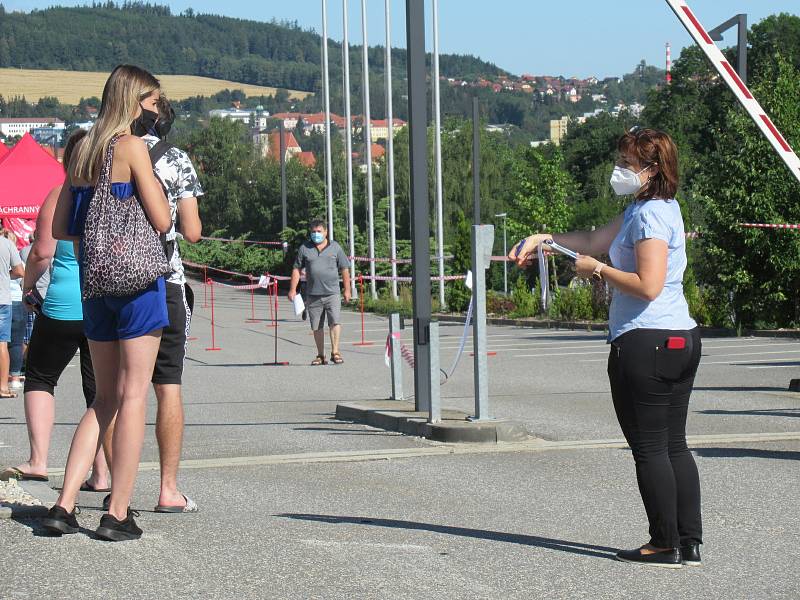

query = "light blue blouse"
[607,199,697,341]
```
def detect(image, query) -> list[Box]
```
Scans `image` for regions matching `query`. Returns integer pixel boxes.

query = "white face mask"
[610,165,648,196]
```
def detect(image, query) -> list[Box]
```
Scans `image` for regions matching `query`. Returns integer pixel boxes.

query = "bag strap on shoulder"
[149,140,174,167]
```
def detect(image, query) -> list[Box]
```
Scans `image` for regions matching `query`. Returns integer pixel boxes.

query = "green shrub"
[549,285,594,321]
[510,275,537,318]
[487,290,515,315]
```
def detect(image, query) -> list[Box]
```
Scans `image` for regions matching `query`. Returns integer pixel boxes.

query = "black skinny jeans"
[608,327,702,549]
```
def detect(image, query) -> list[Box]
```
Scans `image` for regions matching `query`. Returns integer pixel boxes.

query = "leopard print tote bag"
[81,136,170,299]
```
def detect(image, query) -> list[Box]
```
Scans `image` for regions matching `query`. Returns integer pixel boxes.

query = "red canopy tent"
[0,133,65,220]
[0,143,9,164]
[0,133,65,247]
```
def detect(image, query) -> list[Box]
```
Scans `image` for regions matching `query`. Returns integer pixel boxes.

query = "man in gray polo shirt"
[0,234,24,398]
[288,220,351,365]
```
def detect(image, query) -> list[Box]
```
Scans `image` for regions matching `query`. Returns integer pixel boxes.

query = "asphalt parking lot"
[1,278,798,599]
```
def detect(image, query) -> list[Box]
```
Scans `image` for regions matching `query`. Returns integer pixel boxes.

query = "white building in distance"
[0,118,66,138]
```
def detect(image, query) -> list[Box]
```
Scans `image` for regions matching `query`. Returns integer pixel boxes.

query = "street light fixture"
[495,212,507,295]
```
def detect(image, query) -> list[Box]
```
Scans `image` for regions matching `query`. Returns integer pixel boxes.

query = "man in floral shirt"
[106,94,203,513]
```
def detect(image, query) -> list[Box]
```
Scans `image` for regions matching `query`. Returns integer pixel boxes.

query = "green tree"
[506,146,575,242]
[692,57,800,327]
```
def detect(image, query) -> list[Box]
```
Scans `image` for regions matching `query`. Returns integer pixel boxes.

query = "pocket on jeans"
[654,345,690,381]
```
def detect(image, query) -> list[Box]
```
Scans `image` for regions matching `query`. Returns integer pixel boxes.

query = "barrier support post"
[265,279,289,366]
[265,273,277,328]
[389,313,403,400]
[428,320,441,423]
[246,275,260,323]
[205,279,221,351]
[202,266,209,308]
[353,275,373,346]
[469,224,494,420]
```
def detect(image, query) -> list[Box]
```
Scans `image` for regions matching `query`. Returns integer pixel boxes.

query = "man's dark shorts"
[152,283,193,385]
[307,294,341,331]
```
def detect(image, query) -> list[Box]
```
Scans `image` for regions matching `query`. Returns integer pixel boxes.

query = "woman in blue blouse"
[513,128,702,569]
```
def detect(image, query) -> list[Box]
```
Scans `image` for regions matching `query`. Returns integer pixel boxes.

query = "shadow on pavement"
[695,408,799,418]
[277,513,617,560]
[693,447,800,461]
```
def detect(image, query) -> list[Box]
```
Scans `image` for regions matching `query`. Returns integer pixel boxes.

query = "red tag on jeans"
[666,336,686,350]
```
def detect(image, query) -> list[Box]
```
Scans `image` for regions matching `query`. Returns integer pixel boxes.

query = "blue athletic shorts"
[0,304,10,342]
[82,278,169,342]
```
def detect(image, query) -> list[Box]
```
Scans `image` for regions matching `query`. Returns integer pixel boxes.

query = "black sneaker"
[95,509,142,542]
[41,505,80,535]
[680,543,702,567]
[102,493,110,511]
[616,547,681,569]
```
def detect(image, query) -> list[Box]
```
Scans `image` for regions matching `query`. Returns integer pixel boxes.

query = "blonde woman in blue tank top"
[512,129,702,569]
[1,131,110,490]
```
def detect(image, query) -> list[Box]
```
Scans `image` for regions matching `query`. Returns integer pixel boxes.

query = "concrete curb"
[335,401,532,443]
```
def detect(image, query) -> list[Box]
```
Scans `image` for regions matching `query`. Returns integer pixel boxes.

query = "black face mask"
[132,108,159,137]
[154,106,175,139]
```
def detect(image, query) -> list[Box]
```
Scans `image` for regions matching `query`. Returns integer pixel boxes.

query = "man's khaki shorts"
[306,294,341,331]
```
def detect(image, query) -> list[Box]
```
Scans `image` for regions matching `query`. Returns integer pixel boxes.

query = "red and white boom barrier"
[666,0,800,185]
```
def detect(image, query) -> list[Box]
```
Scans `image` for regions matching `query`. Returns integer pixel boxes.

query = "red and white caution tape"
[739,222,800,230]
[213,275,273,290]
[200,236,285,247]
[384,332,400,367]
[666,0,800,184]
[351,255,413,264]
[361,274,466,283]
[399,341,416,369]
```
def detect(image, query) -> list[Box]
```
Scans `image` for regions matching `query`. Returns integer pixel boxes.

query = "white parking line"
[702,357,800,365]
[704,350,800,359]
[747,365,800,369]
[513,350,610,358]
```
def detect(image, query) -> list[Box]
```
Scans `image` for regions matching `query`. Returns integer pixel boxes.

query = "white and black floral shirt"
[143,135,204,286]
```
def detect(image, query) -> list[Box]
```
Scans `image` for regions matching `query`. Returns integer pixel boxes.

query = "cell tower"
[665,42,672,84]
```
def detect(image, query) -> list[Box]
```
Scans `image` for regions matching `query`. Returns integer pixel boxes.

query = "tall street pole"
[406,0,432,411]
[472,97,480,225]
[280,121,287,230]
[385,0,398,300]
[321,0,335,239]
[342,0,357,298]
[432,0,446,309]
[361,0,376,298]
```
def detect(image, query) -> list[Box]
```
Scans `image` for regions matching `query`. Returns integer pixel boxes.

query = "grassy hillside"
[0,68,312,104]
[0,3,506,95]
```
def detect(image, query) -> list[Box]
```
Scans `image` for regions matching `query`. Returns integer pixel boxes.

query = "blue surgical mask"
[310,232,325,244]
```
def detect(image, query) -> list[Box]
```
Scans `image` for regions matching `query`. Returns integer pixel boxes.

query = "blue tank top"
[42,241,83,321]
[68,182,135,236]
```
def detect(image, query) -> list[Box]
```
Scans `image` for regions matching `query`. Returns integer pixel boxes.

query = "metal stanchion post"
[202,266,208,308]
[469,224,494,420]
[353,275,374,346]
[265,280,289,366]
[389,313,403,400]
[246,275,260,323]
[428,320,440,423]
[205,279,221,351]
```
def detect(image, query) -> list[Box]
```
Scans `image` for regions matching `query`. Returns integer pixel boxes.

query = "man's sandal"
[331,353,344,365]
[311,355,328,366]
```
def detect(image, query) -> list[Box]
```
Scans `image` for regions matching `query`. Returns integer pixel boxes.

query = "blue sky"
[4,1,798,77]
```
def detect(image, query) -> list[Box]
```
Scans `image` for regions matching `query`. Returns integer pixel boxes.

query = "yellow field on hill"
[0,68,313,104]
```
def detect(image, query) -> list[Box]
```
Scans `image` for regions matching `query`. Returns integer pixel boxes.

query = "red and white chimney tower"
[665,42,672,84]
